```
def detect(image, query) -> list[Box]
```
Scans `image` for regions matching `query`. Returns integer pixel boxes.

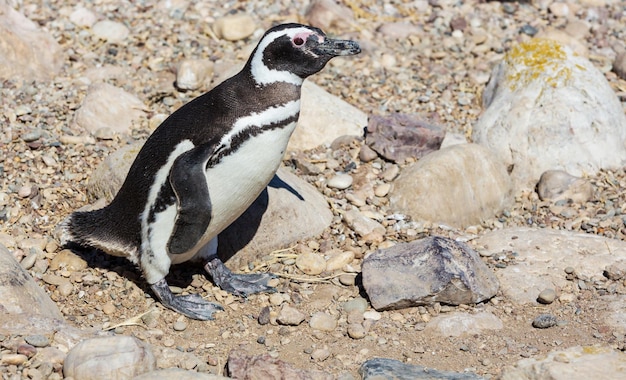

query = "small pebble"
[258,306,271,325]
[277,305,305,326]
[295,252,326,275]
[537,288,556,304]
[25,335,50,348]
[347,323,366,339]
[363,310,382,321]
[17,344,37,358]
[343,298,368,313]
[311,348,331,361]
[327,174,353,190]
[309,312,337,332]
[374,183,391,197]
[173,320,188,331]
[532,314,558,329]
[359,144,378,162]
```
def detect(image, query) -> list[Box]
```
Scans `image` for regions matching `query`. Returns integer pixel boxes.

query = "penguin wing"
[167,143,217,255]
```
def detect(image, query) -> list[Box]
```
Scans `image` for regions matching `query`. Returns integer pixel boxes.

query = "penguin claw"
[205,258,276,297]
[151,279,224,321]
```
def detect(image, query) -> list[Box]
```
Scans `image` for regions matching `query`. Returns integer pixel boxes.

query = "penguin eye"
[293,37,305,47]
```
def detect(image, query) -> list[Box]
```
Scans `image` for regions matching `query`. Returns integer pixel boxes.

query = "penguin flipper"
[167,143,217,255]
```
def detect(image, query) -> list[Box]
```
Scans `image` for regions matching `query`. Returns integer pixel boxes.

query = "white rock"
[474,227,626,304]
[213,14,256,41]
[389,143,512,228]
[70,7,97,27]
[327,173,353,190]
[176,59,214,91]
[501,345,626,380]
[425,311,503,337]
[92,20,130,43]
[73,83,146,136]
[473,39,626,190]
[288,80,366,151]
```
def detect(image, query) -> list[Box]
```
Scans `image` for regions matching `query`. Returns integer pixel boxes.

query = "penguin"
[62,23,361,320]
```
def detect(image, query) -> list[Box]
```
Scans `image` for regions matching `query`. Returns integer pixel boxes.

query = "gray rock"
[500,345,626,380]
[327,173,353,190]
[389,143,512,228]
[365,113,445,163]
[227,350,333,379]
[0,2,63,81]
[425,311,503,337]
[473,39,626,190]
[474,227,626,304]
[64,336,155,380]
[288,80,366,151]
[152,346,206,373]
[537,288,557,304]
[134,368,228,379]
[343,209,386,239]
[73,83,146,136]
[0,244,62,319]
[277,304,306,326]
[536,170,594,203]
[361,236,499,310]
[360,357,485,379]
[532,314,558,329]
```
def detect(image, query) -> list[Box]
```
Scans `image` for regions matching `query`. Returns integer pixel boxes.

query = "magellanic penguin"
[62,23,361,320]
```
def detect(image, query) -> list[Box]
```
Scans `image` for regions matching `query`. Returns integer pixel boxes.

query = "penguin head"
[249,23,361,86]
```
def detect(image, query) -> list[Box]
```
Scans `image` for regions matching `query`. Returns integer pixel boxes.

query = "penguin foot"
[204,257,276,297]
[151,279,224,321]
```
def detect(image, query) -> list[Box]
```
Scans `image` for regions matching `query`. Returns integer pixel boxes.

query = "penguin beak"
[313,38,361,57]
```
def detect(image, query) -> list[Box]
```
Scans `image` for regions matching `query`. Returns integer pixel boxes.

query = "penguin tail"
[60,208,137,258]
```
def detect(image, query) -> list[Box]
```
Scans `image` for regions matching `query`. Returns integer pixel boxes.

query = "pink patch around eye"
[292,31,323,46]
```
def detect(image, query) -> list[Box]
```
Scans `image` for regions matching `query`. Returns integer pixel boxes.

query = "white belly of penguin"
[170,122,296,264]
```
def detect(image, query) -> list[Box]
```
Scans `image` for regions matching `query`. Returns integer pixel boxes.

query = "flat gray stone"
[134,368,228,380]
[360,357,485,379]
[425,311,503,337]
[362,236,499,310]
[473,227,626,304]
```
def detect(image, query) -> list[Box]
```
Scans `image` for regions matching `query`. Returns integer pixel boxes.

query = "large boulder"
[389,143,512,228]
[473,38,626,190]
[0,1,63,81]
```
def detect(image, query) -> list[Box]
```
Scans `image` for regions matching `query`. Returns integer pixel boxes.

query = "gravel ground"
[1,0,626,378]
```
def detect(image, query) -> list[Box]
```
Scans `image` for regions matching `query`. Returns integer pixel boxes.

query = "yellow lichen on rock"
[505,39,579,90]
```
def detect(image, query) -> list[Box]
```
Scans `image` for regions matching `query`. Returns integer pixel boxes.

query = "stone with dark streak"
[362,236,499,310]
[365,113,445,163]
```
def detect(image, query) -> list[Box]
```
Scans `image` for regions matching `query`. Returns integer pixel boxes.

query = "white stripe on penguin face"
[250,26,320,86]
